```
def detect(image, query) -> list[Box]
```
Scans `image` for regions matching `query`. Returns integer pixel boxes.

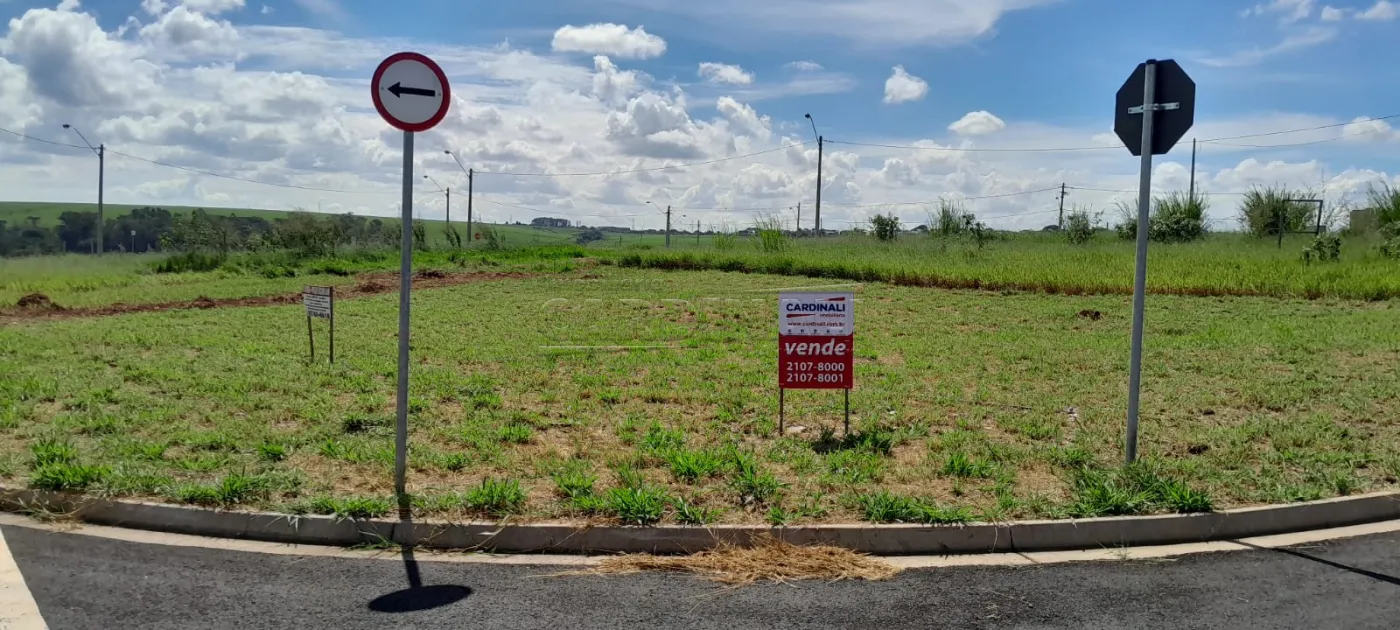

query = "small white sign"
[371,52,450,132]
[303,286,333,319]
[778,292,854,336]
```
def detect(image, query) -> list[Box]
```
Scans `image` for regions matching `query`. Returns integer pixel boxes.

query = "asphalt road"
[6,524,1400,630]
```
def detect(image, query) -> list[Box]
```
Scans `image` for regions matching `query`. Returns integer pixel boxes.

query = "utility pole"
[466,169,473,245]
[815,136,824,236]
[63,124,104,253]
[1057,183,1068,228]
[795,202,801,236]
[805,114,823,236]
[665,205,672,248]
[696,220,701,245]
[1188,138,1197,201]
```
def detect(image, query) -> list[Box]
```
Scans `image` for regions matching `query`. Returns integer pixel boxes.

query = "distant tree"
[575,229,605,245]
[871,213,901,242]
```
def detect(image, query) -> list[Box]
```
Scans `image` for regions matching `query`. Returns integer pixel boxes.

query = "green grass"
[1,266,1397,524]
[619,231,1400,300]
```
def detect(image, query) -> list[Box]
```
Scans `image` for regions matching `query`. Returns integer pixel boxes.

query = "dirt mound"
[1077,309,1103,321]
[190,296,218,309]
[414,268,448,280]
[356,279,389,293]
[16,293,60,309]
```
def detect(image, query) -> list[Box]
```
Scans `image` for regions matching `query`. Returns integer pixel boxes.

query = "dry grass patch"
[576,534,901,585]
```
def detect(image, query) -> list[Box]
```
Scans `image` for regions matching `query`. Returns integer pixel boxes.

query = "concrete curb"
[3,487,1398,555]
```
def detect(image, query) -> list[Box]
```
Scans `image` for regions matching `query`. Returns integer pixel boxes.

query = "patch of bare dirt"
[0,271,530,325]
[1077,309,1103,321]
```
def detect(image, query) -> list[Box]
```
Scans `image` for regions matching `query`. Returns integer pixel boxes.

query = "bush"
[930,200,966,238]
[575,229,605,245]
[753,216,787,253]
[153,251,225,274]
[1238,186,1316,237]
[1065,209,1094,244]
[1302,234,1341,265]
[1381,223,1400,259]
[871,213,901,242]
[1368,183,1400,227]
[1113,194,1209,243]
[1150,191,1209,243]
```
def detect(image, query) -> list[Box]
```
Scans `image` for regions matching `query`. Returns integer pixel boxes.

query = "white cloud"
[591,55,644,108]
[1197,27,1337,67]
[261,5,272,15]
[56,0,81,11]
[181,0,247,14]
[1320,5,1347,19]
[1341,116,1396,141]
[948,111,1006,136]
[290,0,345,22]
[551,23,667,59]
[715,96,770,139]
[606,0,1056,47]
[1357,0,1398,20]
[882,65,927,104]
[697,62,753,85]
[138,7,241,56]
[1242,0,1316,23]
[785,60,823,72]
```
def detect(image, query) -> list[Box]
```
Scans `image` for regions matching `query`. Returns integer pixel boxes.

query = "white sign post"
[372,52,451,504]
[303,285,334,363]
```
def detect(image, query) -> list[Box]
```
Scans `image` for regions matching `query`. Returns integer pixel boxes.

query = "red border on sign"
[371,52,452,133]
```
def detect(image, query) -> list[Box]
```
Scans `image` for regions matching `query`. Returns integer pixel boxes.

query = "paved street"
[5,524,1400,629]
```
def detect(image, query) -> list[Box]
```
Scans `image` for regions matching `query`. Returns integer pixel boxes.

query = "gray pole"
[665,205,672,248]
[97,144,105,254]
[467,169,474,245]
[445,188,450,227]
[1188,138,1197,202]
[394,130,414,503]
[1058,183,1066,228]
[1126,60,1157,465]
[796,202,801,235]
[815,136,824,236]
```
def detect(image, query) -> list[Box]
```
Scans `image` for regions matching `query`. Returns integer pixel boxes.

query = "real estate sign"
[778,292,854,390]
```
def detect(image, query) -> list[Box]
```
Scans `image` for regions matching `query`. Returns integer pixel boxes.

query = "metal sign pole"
[844,388,850,436]
[778,388,785,435]
[1126,60,1157,465]
[395,130,414,503]
[329,286,335,365]
[307,313,315,362]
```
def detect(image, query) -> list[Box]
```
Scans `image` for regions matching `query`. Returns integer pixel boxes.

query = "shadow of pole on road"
[367,513,473,613]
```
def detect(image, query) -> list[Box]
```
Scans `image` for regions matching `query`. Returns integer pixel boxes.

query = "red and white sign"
[778,292,855,390]
[371,52,451,132]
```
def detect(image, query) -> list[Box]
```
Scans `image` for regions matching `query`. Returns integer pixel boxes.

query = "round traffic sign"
[371,52,451,133]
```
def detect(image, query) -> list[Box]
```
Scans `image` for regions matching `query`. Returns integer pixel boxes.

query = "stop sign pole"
[1114,58,1194,464]
[1125,61,1157,465]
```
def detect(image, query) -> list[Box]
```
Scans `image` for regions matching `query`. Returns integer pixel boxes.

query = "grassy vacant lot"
[624,232,1400,301]
[2,266,1396,525]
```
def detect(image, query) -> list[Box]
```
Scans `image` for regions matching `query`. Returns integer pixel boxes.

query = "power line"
[106,149,400,195]
[1203,126,1388,149]
[1198,113,1400,143]
[1067,186,1247,196]
[0,126,89,150]
[824,186,1061,208]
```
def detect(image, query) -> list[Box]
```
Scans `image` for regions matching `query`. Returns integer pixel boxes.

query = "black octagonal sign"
[1114,59,1196,157]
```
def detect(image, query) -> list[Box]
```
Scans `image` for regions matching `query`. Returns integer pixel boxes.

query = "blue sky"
[1,0,1398,229]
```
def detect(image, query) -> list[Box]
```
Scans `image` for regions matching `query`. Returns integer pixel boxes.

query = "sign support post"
[329,286,335,364]
[303,285,334,363]
[307,311,315,362]
[1125,61,1156,465]
[395,130,413,504]
[1114,58,1195,465]
[371,51,451,507]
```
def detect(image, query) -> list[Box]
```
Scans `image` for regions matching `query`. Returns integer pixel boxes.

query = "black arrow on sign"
[387,82,436,98]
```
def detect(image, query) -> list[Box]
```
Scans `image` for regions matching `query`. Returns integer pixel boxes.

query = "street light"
[63,124,105,254]
[647,201,674,248]
[443,150,474,243]
[804,113,824,236]
[422,174,450,227]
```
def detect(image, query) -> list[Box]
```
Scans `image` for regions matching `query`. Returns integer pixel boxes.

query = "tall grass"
[616,231,1400,300]
[1239,186,1317,237]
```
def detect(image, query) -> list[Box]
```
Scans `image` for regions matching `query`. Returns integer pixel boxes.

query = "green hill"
[0,201,710,249]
